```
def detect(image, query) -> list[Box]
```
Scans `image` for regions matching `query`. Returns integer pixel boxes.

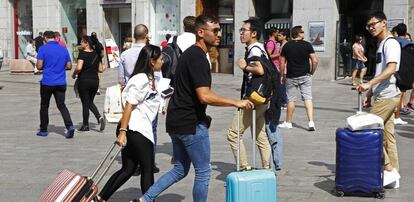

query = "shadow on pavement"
[157,193,186,202]
[211,161,234,182]
[308,161,335,173]
[112,186,186,201]
[308,161,337,195]
[110,187,140,201]
[48,124,66,137]
[313,175,336,196]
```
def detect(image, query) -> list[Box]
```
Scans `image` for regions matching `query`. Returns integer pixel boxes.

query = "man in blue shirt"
[118,24,149,88]
[36,31,75,138]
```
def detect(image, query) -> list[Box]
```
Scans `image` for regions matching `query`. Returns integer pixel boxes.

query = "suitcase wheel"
[334,188,344,197]
[375,191,385,199]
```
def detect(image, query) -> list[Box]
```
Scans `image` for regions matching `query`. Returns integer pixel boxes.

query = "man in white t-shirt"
[168,16,196,53]
[357,11,401,189]
[227,18,271,170]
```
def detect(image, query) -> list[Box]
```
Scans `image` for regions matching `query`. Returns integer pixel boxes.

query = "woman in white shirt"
[97,45,163,202]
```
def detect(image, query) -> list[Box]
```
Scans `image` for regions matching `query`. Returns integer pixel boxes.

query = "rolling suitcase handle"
[90,142,123,184]
[357,92,362,113]
[236,108,256,171]
[72,142,123,201]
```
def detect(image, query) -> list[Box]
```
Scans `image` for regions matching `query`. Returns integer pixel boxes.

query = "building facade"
[1,0,414,80]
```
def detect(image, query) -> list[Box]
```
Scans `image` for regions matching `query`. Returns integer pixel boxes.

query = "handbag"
[74,79,79,98]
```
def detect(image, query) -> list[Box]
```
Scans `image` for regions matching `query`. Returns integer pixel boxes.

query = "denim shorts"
[352,59,366,70]
[286,74,312,102]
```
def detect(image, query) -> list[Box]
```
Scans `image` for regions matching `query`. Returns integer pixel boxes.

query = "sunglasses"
[203,28,222,35]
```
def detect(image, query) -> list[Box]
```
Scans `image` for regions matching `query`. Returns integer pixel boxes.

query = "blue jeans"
[142,122,211,202]
[265,122,283,171]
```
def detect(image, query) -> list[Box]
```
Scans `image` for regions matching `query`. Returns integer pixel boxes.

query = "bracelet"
[119,128,127,132]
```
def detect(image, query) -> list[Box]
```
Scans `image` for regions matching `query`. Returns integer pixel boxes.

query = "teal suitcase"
[225,109,277,202]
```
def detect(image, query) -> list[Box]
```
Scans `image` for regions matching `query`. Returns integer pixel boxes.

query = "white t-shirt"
[372,36,401,99]
[122,73,161,143]
[168,32,196,52]
[247,42,268,59]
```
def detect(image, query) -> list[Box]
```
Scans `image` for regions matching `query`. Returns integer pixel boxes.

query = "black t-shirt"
[280,40,315,78]
[166,45,211,134]
[77,51,100,80]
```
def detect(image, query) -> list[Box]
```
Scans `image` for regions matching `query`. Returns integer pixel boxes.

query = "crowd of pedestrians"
[34,31,106,137]
[29,10,414,201]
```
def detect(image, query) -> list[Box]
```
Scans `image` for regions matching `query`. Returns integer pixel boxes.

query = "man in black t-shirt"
[279,25,318,131]
[140,15,253,202]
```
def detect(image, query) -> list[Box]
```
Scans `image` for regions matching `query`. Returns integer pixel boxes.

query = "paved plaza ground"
[0,65,413,202]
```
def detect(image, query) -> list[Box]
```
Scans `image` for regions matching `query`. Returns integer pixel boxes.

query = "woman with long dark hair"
[72,35,105,131]
[96,45,163,202]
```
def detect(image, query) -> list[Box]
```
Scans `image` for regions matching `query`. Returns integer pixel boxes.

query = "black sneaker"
[99,117,105,131]
[78,125,90,131]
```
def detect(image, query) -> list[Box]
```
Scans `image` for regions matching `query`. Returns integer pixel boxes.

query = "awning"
[265,18,291,30]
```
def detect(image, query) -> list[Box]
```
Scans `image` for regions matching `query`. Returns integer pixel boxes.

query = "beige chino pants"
[370,95,400,170]
[227,104,271,169]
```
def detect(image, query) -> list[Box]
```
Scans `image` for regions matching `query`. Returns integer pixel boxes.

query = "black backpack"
[242,45,282,124]
[242,46,280,102]
[383,37,414,90]
[161,36,182,83]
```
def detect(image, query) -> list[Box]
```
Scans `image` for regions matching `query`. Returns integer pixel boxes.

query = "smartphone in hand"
[161,87,174,98]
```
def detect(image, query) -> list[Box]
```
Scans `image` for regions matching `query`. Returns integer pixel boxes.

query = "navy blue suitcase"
[334,128,385,198]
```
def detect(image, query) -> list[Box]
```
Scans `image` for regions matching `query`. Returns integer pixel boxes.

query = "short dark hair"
[291,26,303,39]
[183,16,196,33]
[54,31,61,37]
[394,23,407,36]
[280,30,290,38]
[243,18,262,40]
[194,15,219,32]
[267,28,278,37]
[367,11,387,22]
[43,31,55,39]
[165,34,171,41]
[133,24,149,40]
[39,32,43,36]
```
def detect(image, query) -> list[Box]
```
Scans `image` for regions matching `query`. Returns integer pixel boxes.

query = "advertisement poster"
[308,21,325,52]
[387,19,404,31]
[155,0,180,45]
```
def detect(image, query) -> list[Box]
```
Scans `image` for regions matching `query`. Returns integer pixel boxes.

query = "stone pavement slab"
[0,66,413,202]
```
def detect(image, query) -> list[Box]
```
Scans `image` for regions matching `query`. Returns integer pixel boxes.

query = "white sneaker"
[308,121,315,131]
[383,169,401,186]
[394,118,408,125]
[278,122,292,129]
[385,179,400,189]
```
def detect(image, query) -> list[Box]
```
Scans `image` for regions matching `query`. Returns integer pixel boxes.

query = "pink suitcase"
[37,143,123,202]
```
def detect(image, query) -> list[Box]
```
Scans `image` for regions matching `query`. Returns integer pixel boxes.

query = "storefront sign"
[157,30,178,36]
[101,0,131,4]
[16,30,32,36]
